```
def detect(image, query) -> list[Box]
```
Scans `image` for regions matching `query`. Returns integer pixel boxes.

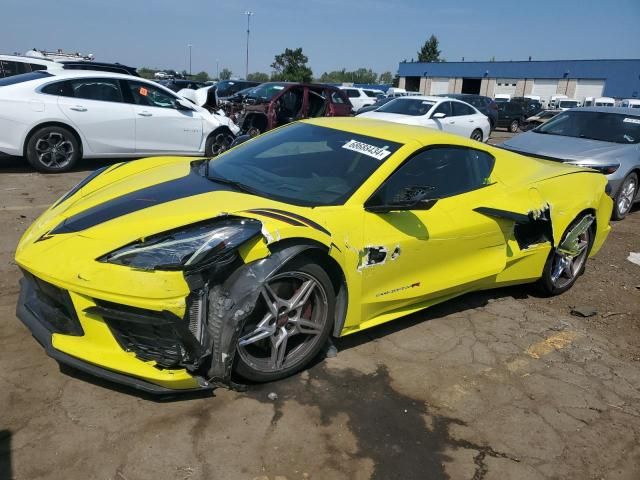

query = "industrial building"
[397,59,640,103]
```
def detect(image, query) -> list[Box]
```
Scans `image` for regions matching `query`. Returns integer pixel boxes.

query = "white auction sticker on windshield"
[342,140,392,160]
[623,117,640,124]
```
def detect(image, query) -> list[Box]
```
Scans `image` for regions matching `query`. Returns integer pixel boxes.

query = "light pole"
[243,11,254,79]
[216,59,219,80]
[188,44,192,77]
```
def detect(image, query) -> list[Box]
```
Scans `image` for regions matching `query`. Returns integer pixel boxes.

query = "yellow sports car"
[15,118,612,394]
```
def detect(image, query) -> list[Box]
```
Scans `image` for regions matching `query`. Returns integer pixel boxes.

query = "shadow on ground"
[0,430,12,480]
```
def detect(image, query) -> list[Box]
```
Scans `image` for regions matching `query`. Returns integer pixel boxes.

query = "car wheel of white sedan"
[612,172,638,220]
[26,126,81,173]
[470,129,483,142]
[206,129,235,157]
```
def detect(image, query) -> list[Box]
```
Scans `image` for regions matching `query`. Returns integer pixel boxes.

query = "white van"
[619,99,640,109]
[548,95,568,109]
[583,96,595,107]
[495,93,511,103]
[386,87,407,98]
[557,99,581,110]
[594,97,615,107]
[524,95,541,102]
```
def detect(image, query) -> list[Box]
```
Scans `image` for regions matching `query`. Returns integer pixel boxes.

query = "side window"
[345,89,359,98]
[126,81,178,108]
[29,63,47,72]
[331,91,346,104]
[70,78,124,102]
[452,102,475,116]
[41,80,73,97]
[371,147,495,205]
[432,101,451,117]
[0,60,21,77]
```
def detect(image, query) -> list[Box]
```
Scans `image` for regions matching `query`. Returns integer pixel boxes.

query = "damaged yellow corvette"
[15,117,612,394]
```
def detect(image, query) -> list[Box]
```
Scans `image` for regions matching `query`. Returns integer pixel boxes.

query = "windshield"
[376,98,435,116]
[207,123,402,206]
[494,97,509,102]
[559,101,579,108]
[535,111,640,144]
[245,83,287,101]
[0,70,51,86]
[595,102,614,107]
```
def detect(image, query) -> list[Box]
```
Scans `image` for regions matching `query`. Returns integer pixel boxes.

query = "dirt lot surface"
[1,133,639,480]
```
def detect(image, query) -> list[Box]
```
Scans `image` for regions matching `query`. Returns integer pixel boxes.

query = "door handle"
[469,120,474,123]
[447,121,455,124]
[70,106,87,112]
[138,111,152,117]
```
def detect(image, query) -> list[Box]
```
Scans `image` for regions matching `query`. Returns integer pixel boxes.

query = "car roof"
[35,70,149,81]
[574,106,640,114]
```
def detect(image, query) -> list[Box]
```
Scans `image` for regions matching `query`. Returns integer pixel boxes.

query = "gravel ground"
[1,131,639,480]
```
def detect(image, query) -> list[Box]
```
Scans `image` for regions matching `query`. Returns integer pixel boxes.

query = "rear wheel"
[470,129,483,142]
[509,119,519,133]
[234,259,335,382]
[26,125,80,173]
[539,214,594,296]
[612,172,638,220]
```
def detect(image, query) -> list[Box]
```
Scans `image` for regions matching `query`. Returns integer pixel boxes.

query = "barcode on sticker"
[623,117,640,124]
[342,140,391,160]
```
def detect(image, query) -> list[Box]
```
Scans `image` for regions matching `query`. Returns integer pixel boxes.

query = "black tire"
[509,119,519,133]
[234,258,335,383]
[470,129,483,142]
[538,214,595,296]
[205,128,235,157]
[25,125,81,173]
[612,172,638,220]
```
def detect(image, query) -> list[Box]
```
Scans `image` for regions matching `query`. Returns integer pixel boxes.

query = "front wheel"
[538,214,594,296]
[234,259,335,382]
[509,119,519,133]
[205,129,235,157]
[470,129,483,142]
[612,172,638,220]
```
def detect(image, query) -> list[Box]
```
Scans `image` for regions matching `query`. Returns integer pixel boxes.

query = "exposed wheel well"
[242,113,268,133]
[23,122,83,158]
[268,238,348,337]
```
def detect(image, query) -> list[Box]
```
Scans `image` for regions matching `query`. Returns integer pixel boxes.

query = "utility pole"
[188,44,192,77]
[216,59,219,80]
[244,11,254,79]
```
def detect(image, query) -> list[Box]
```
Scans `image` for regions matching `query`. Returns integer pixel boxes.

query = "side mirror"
[175,98,194,111]
[365,186,438,213]
[432,112,446,119]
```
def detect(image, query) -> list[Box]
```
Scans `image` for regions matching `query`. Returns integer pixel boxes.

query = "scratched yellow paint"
[526,331,578,359]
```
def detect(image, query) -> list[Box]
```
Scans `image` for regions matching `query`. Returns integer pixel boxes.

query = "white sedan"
[0,70,239,172]
[359,96,491,142]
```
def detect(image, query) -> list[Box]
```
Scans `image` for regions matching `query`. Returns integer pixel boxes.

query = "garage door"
[575,79,605,101]
[429,78,449,95]
[531,79,559,103]
[494,78,518,96]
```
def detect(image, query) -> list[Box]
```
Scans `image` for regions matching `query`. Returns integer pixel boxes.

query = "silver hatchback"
[500,107,640,220]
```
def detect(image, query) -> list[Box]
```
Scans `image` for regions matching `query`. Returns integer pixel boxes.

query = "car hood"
[357,111,423,124]
[501,131,636,162]
[16,157,329,260]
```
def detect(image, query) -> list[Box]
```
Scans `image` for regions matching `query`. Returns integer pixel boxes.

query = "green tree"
[193,71,210,82]
[137,67,156,79]
[417,35,443,62]
[219,68,232,80]
[270,48,313,83]
[379,71,393,84]
[247,72,269,82]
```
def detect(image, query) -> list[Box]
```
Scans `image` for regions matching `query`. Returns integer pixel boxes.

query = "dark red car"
[237,82,352,135]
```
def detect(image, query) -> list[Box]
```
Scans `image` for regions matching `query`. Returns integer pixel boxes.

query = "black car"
[437,94,498,130]
[510,97,543,117]
[496,102,531,132]
[159,79,208,92]
[214,80,261,100]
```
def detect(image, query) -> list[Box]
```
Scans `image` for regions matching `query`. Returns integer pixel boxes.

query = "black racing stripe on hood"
[257,208,331,236]
[245,209,307,227]
[50,164,233,234]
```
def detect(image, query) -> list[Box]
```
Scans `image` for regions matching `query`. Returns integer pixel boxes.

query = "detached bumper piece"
[16,275,213,395]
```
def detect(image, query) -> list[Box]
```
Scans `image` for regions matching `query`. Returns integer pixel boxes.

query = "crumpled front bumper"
[15,273,213,395]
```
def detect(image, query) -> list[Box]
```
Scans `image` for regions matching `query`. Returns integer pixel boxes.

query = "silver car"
[501,107,640,219]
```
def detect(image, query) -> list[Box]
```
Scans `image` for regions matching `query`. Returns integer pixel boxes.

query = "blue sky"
[3,0,640,78]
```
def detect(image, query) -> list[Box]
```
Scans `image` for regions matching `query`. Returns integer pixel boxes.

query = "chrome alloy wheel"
[550,228,591,289]
[34,132,74,169]
[237,271,329,373]
[617,175,637,217]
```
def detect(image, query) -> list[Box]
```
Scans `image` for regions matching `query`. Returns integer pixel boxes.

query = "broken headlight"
[100,218,262,270]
